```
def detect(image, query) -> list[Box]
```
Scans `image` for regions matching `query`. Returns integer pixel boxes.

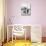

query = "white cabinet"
[31,25,42,43]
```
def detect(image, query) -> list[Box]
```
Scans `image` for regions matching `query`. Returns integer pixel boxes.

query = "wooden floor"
[3,40,31,46]
[3,40,46,46]
[3,37,46,46]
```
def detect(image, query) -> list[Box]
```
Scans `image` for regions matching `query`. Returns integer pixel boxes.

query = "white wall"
[7,0,46,37]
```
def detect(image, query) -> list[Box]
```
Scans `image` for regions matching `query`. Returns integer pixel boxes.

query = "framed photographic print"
[21,3,31,16]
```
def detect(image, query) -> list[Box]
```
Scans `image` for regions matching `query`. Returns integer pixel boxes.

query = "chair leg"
[12,31,13,43]
[15,36,16,43]
[25,30,26,43]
